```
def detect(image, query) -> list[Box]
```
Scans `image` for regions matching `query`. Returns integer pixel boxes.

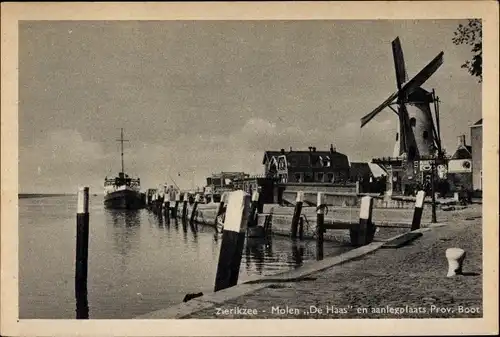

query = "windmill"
[361,37,445,194]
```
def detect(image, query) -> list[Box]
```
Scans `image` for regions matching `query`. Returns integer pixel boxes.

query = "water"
[19,195,352,319]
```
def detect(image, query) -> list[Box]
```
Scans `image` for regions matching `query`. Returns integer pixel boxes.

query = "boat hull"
[104,189,145,210]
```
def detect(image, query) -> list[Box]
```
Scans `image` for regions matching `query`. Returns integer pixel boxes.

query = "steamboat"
[104,128,144,209]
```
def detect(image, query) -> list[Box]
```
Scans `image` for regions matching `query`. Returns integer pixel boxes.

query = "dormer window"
[323,156,331,167]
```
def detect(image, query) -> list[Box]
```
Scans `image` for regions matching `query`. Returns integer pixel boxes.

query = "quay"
[136,203,482,319]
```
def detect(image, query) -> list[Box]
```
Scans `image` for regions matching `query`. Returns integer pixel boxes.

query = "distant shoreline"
[18,193,73,199]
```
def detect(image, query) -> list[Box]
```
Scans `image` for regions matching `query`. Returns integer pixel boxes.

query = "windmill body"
[361,37,444,196]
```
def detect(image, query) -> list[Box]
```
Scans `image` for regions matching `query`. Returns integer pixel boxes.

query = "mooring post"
[182,192,189,221]
[164,192,171,223]
[298,217,304,240]
[411,190,426,231]
[291,191,304,239]
[356,195,374,246]
[316,192,325,261]
[75,186,90,319]
[446,248,466,277]
[246,190,260,228]
[173,192,180,218]
[214,190,250,292]
[190,194,200,224]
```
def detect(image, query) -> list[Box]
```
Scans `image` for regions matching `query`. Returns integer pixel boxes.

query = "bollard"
[291,191,304,239]
[214,191,250,292]
[351,196,374,246]
[173,192,180,218]
[182,192,189,221]
[411,190,426,231]
[75,187,90,319]
[190,194,200,225]
[246,190,260,228]
[446,248,466,277]
[316,192,325,261]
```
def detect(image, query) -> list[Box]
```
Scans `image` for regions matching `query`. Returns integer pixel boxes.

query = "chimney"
[312,147,316,152]
[457,135,466,147]
[330,144,336,153]
[280,148,285,154]
[308,146,312,152]
[289,146,292,152]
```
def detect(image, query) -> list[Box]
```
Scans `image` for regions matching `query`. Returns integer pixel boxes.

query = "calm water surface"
[19,195,352,319]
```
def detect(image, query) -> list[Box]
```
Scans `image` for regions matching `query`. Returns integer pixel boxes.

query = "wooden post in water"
[75,186,90,319]
[246,190,259,228]
[190,194,200,225]
[214,191,250,292]
[316,192,325,261]
[173,192,180,218]
[357,196,374,246]
[411,190,426,231]
[291,191,304,239]
[181,192,189,221]
[164,191,171,223]
[298,216,304,240]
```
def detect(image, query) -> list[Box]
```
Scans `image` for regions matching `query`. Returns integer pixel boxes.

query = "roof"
[473,119,482,126]
[263,150,350,170]
[349,162,372,177]
[451,146,472,160]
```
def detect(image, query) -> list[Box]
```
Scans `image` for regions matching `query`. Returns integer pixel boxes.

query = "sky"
[18,20,482,194]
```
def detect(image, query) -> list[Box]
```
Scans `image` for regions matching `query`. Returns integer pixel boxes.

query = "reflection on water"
[19,195,352,319]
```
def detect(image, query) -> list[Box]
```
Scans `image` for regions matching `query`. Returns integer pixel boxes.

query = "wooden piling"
[214,190,250,292]
[190,194,200,224]
[246,190,260,228]
[291,191,304,239]
[173,192,180,218]
[75,186,90,319]
[316,192,325,261]
[164,192,171,220]
[411,190,426,231]
[351,196,374,246]
[181,192,189,221]
[298,216,304,240]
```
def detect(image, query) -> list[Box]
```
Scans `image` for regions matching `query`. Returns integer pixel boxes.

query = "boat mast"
[117,128,129,174]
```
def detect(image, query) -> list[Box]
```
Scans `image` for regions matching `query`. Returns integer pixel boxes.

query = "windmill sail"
[360,51,444,129]
[392,37,408,155]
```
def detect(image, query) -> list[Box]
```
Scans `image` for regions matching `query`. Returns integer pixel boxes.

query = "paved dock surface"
[182,206,482,319]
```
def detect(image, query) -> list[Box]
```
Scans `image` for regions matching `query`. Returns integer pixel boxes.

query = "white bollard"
[446,248,466,277]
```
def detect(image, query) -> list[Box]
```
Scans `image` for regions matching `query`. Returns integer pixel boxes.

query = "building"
[262,145,350,184]
[204,171,249,196]
[349,162,373,182]
[231,175,277,207]
[447,135,473,192]
[470,119,482,191]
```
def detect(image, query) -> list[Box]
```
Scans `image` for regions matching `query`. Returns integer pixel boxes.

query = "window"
[317,172,324,182]
[327,173,334,183]
[410,118,416,127]
[324,156,331,167]
[395,132,399,141]
[295,172,303,182]
[304,172,314,182]
[423,130,429,139]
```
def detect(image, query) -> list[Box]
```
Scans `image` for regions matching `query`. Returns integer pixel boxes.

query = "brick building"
[447,135,473,192]
[262,145,350,184]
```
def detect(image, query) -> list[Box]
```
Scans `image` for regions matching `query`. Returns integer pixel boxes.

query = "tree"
[452,19,482,82]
